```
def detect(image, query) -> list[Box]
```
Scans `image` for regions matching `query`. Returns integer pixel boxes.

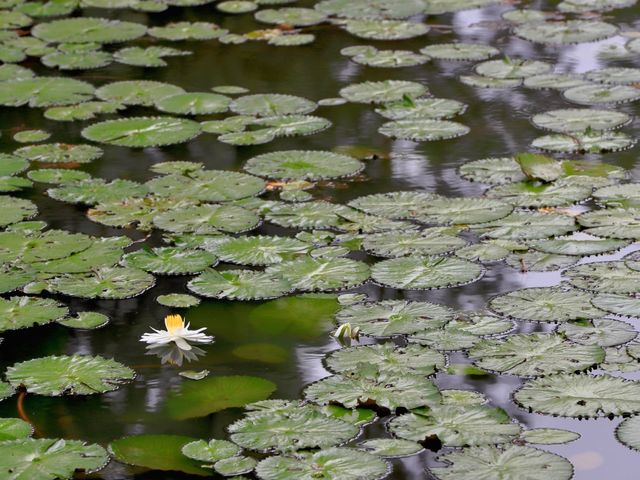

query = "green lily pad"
[531,237,629,256]
[29,169,90,185]
[593,183,640,209]
[156,293,201,307]
[505,251,579,272]
[362,229,467,257]
[48,178,146,205]
[326,343,444,376]
[486,179,592,208]
[109,435,212,476]
[455,242,509,262]
[469,333,604,376]
[33,17,146,43]
[44,101,123,121]
[335,300,453,337]
[532,131,635,153]
[344,19,429,40]
[429,445,573,480]
[0,296,68,333]
[230,93,316,116]
[58,312,109,330]
[182,439,240,462]
[218,0,257,13]
[188,269,292,300]
[489,287,604,322]
[148,21,226,41]
[371,256,483,290]
[0,418,32,441]
[459,157,526,185]
[0,77,95,107]
[514,373,640,417]
[420,43,499,61]
[0,438,109,479]
[616,415,640,451]
[166,375,276,419]
[565,261,640,294]
[41,48,112,71]
[0,381,15,401]
[339,80,427,104]
[521,428,580,445]
[147,170,265,203]
[423,0,500,14]
[255,7,327,26]
[229,402,359,452]
[592,294,640,317]
[255,448,389,480]
[82,116,201,148]
[357,439,422,458]
[459,75,522,89]
[13,130,50,143]
[352,48,428,68]
[155,92,231,115]
[0,229,92,263]
[214,235,311,266]
[215,456,256,476]
[532,108,631,133]
[266,257,369,292]
[474,58,552,79]
[15,143,102,164]
[316,0,423,18]
[122,247,215,275]
[0,196,37,226]
[379,119,470,142]
[524,73,590,90]
[514,20,617,44]
[563,84,640,105]
[6,354,135,396]
[47,266,155,299]
[470,211,577,240]
[559,0,635,12]
[244,150,362,181]
[558,318,637,347]
[153,204,259,234]
[0,154,28,176]
[578,208,640,239]
[304,368,441,411]
[96,80,184,106]
[390,404,521,447]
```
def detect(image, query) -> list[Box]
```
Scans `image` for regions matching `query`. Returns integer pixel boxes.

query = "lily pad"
[459,157,526,185]
[514,373,640,417]
[379,119,470,142]
[531,131,635,153]
[521,428,580,445]
[0,296,68,333]
[244,150,363,181]
[531,238,629,256]
[48,179,146,205]
[214,235,311,266]
[109,435,211,476]
[95,80,184,106]
[564,261,640,294]
[230,94,316,116]
[255,7,327,26]
[44,101,123,121]
[255,448,389,480]
[489,287,604,322]
[82,117,201,148]
[339,80,427,104]
[316,0,424,19]
[32,17,146,43]
[514,20,617,44]
[524,73,590,90]
[47,266,155,299]
[153,204,259,234]
[558,318,637,347]
[114,46,189,67]
[156,293,201,308]
[468,333,604,376]
[6,354,135,396]
[0,438,109,479]
[577,208,640,239]
[376,98,467,120]
[344,19,429,40]
[188,269,292,300]
[58,312,109,330]
[182,439,240,462]
[470,211,577,240]
[0,418,32,441]
[563,84,640,105]
[362,229,467,257]
[166,375,276,420]
[155,92,231,115]
[616,415,640,451]
[371,256,483,290]
[15,143,102,164]
[429,445,573,480]
[592,294,640,317]
[266,257,369,292]
[0,77,95,107]
[148,21,226,40]
[390,404,521,447]
[474,58,552,79]
[420,43,499,61]
[122,247,216,275]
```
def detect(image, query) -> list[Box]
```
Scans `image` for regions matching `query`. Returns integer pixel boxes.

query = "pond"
[1,0,640,478]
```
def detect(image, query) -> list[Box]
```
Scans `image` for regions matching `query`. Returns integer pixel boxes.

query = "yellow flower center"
[164,314,184,334]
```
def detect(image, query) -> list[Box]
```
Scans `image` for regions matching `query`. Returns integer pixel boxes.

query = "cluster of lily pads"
[1,0,640,478]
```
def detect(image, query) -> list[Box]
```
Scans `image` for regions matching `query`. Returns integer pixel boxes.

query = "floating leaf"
[304,369,441,411]
[563,84,640,105]
[469,333,604,376]
[110,435,212,475]
[514,373,640,417]
[122,247,216,275]
[166,376,277,419]
[524,73,589,90]
[352,48,428,68]
[505,251,579,272]
[215,456,256,476]
[616,415,640,451]
[474,58,552,79]
[96,80,184,106]
[0,77,95,107]
[148,21,226,40]
[379,119,470,142]
[0,438,109,479]
[58,312,109,330]
[429,445,573,480]
[182,439,240,462]
[156,92,231,115]
[48,179,146,205]
[335,300,453,337]
[32,17,146,43]
[82,116,201,148]
[521,428,580,445]
[459,75,521,89]
[316,0,424,19]
[15,143,102,164]
[229,402,359,452]
[486,179,591,208]
[532,131,635,153]
[13,130,50,143]
[592,294,640,317]
[244,150,362,181]
[0,296,68,333]
[593,183,640,209]
[214,235,311,266]
[459,157,526,185]
[230,93,316,116]
[255,448,389,480]
[266,257,369,292]
[564,261,640,294]
[470,211,577,240]
[255,7,327,26]
[362,230,467,257]
[558,318,637,347]
[156,293,201,307]
[0,196,37,226]
[47,266,155,299]
[344,19,429,40]
[420,43,499,61]
[577,208,640,239]
[532,109,631,133]
[153,204,259,234]
[390,404,521,447]
[44,101,123,121]
[531,238,629,256]
[357,439,422,458]
[6,354,135,396]
[514,20,617,44]
[114,46,189,67]
[188,269,292,300]
[0,418,32,441]
[489,287,604,322]
[339,80,427,104]
[455,242,509,262]
[371,256,483,290]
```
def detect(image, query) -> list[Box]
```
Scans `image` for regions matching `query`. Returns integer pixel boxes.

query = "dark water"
[1,1,640,478]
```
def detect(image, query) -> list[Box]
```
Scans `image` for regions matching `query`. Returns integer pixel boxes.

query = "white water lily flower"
[140,314,214,351]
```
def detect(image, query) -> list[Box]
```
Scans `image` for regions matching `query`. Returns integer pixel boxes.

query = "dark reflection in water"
[1,1,640,479]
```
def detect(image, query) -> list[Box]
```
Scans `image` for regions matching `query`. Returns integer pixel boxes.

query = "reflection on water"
[1,1,640,479]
